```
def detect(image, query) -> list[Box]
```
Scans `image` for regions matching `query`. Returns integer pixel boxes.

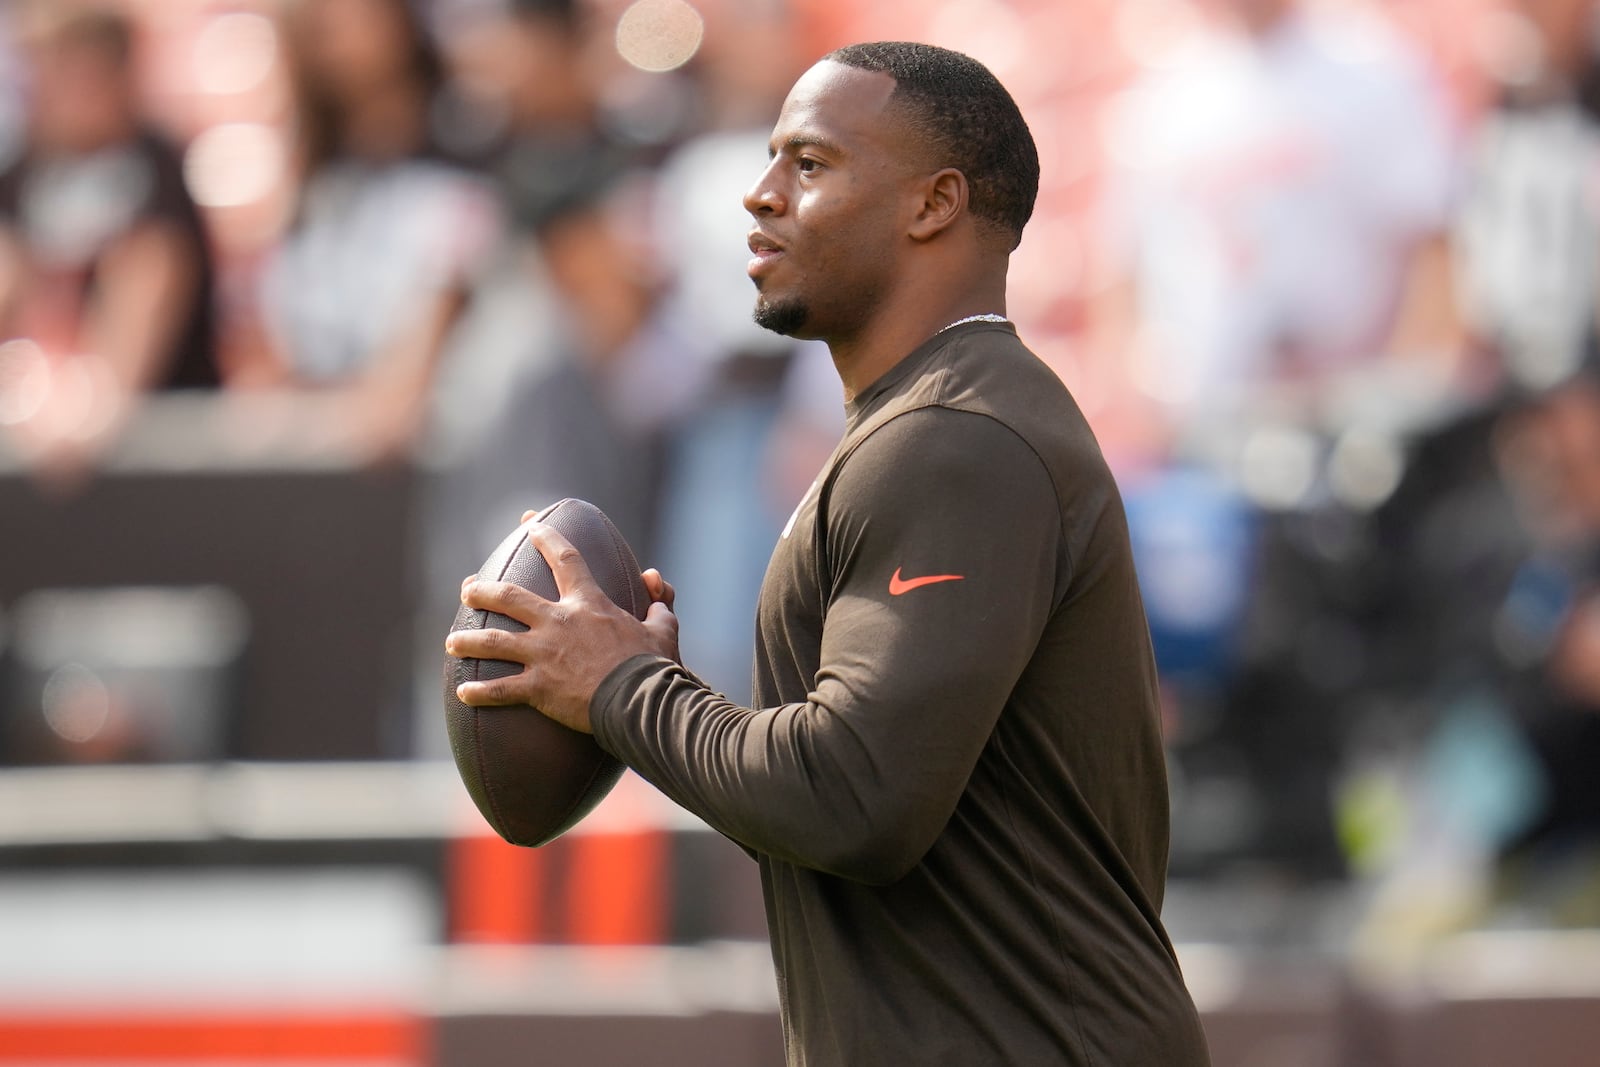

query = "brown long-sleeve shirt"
[592,321,1210,1066]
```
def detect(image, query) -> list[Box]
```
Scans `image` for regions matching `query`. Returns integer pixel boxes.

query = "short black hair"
[826,41,1039,250]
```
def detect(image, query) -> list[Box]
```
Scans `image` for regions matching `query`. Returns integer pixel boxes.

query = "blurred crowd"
[4,0,1600,941]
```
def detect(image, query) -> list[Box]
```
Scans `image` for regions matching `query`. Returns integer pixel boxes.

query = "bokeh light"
[41,663,112,745]
[1238,425,1319,511]
[1329,427,1406,511]
[615,0,705,73]
[191,12,279,97]
[0,339,50,427]
[182,122,285,208]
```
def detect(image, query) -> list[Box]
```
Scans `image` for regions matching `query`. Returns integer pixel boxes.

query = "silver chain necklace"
[936,313,1008,335]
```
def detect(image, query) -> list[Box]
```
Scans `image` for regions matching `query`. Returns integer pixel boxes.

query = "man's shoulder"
[860,325,1065,420]
[933,328,1104,466]
[842,326,1101,477]
[935,324,1070,399]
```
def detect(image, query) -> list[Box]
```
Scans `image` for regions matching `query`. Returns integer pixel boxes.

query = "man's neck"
[829,287,1008,403]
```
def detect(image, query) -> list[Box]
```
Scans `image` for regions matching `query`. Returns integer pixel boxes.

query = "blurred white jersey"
[1105,6,1457,412]
[263,159,497,382]
[1456,99,1600,390]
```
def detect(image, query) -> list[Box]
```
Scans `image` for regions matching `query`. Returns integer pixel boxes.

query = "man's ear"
[908,168,967,242]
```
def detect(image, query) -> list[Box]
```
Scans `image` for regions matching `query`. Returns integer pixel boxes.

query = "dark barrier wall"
[0,399,417,762]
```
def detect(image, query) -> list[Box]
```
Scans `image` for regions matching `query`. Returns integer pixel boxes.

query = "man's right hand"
[516,507,681,664]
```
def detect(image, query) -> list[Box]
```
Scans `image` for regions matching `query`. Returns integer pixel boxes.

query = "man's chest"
[754,474,829,699]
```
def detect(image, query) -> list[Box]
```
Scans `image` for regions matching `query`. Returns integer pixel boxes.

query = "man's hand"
[445,522,680,733]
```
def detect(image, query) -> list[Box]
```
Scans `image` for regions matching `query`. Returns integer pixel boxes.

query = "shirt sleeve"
[591,406,1064,884]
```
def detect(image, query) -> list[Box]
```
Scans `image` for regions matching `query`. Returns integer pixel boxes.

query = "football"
[443,498,647,846]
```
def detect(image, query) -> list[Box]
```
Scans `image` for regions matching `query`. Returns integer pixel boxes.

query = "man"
[448,42,1210,1065]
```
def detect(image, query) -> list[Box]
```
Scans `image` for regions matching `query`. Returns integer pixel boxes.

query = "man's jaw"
[753,294,809,337]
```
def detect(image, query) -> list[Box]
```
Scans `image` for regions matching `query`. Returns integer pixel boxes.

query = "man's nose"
[743,160,785,216]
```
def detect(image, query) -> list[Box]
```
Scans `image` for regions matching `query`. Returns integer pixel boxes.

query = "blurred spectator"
[255,0,497,466]
[429,168,679,577]
[1329,0,1600,934]
[1096,0,1460,442]
[414,160,699,756]
[1380,0,1600,834]
[1455,0,1600,393]
[448,0,638,232]
[1488,373,1600,891]
[646,0,843,700]
[1096,0,1464,879]
[1344,365,1600,937]
[0,5,217,488]
[412,0,663,755]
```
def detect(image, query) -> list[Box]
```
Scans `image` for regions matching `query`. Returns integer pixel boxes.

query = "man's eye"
[797,157,819,173]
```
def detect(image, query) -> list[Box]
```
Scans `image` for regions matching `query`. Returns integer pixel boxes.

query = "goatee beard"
[753,295,809,337]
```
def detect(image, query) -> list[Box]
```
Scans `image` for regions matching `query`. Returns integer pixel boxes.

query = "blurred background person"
[413,0,676,755]
[519,173,680,543]
[1493,374,1600,907]
[1095,0,1462,433]
[1341,0,1600,938]
[425,0,663,535]
[1454,0,1600,394]
[646,0,843,700]
[417,166,680,681]
[1093,0,1465,879]
[0,4,217,490]
[1393,0,1600,923]
[251,0,497,467]
[448,0,639,232]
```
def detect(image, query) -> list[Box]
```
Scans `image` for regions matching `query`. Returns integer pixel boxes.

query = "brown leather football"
[443,498,645,846]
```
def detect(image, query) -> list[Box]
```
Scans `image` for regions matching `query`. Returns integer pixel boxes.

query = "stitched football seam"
[545,507,631,840]
[475,503,556,841]
[544,756,621,843]
[599,513,642,618]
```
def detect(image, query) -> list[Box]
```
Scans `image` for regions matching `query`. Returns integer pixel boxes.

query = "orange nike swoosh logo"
[889,567,965,596]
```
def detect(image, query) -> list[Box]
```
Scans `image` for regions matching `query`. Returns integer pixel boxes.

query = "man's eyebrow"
[768,133,847,160]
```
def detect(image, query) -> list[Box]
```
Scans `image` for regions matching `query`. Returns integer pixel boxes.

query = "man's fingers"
[642,568,675,611]
[521,510,538,523]
[455,674,531,708]
[644,599,678,636]
[525,522,603,601]
[461,573,479,593]
[445,625,522,661]
[460,578,548,624]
